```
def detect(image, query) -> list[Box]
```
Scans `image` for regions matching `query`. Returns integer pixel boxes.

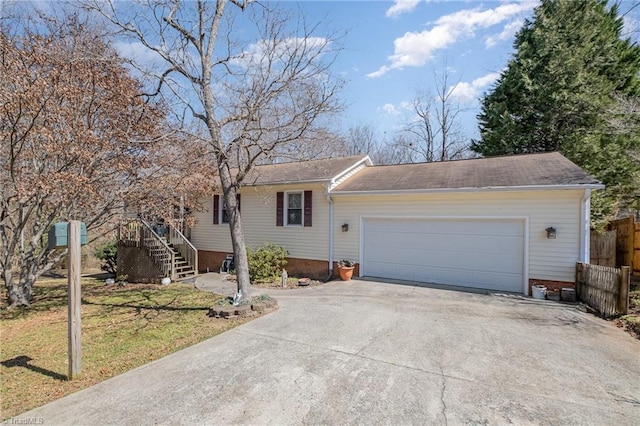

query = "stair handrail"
[167,221,198,276]
[138,218,176,280]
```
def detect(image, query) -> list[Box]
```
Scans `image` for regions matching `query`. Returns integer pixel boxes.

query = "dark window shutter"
[213,195,219,225]
[236,194,241,213]
[304,190,312,227]
[276,192,284,226]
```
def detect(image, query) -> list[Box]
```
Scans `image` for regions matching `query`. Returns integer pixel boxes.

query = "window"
[276,190,311,227]
[213,194,240,225]
[221,199,229,224]
[286,192,302,225]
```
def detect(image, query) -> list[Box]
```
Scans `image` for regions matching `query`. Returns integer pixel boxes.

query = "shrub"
[246,242,288,283]
[94,241,117,275]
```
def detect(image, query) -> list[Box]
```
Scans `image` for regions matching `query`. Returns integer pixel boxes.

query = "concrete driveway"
[20,278,640,425]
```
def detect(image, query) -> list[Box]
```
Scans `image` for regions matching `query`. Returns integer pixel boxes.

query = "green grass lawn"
[1,278,253,419]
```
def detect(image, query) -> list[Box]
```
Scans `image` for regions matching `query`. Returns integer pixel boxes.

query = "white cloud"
[379,101,414,117]
[400,101,413,111]
[231,37,330,69]
[381,103,400,116]
[114,41,165,68]
[368,1,537,78]
[485,19,525,48]
[386,0,422,18]
[449,71,501,103]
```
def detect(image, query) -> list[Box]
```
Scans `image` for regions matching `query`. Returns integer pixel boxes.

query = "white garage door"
[362,218,525,293]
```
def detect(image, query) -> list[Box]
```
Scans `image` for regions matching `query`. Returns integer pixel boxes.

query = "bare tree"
[375,134,417,165]
[341,124,378,156]
[0,11,212,307]
[86,0,343,302]
[399,69,468,163]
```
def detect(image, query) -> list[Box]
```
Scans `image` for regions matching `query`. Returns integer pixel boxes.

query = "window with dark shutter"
[219,194,240,224]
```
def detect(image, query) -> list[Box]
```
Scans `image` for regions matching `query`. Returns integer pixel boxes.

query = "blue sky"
[27,0,639,143]
[281,0,640,142]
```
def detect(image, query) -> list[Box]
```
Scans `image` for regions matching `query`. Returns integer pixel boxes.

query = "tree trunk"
[218,167,251,302]
[5,269,31,308]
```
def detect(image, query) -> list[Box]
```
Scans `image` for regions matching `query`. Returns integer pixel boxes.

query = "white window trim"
[284,190,304,227]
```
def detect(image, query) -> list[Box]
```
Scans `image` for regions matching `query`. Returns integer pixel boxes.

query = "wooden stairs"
[119,218,198,282]
[167,242,197,281]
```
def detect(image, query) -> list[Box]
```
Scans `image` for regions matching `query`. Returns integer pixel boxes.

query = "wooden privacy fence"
[608,216,640,276]
[575,262,630,317]
[590,230,616,267]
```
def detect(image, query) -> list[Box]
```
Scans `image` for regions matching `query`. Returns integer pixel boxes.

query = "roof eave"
[329,183,605,195]
[243,178,329,187]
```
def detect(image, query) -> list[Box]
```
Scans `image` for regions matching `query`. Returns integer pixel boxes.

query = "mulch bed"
[224,275,325,290]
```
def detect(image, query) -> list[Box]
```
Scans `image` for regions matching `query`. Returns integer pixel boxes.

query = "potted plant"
[337,259,355,281]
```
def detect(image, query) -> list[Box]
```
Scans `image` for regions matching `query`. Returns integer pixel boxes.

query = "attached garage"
[361,217,526,293]
[191,152,603,295]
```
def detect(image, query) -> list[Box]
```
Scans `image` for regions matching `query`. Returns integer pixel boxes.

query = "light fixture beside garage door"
[546,227,557,239]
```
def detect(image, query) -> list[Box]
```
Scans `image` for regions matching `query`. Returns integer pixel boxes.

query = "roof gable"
[241,155,370,186]
[331,152,602,193]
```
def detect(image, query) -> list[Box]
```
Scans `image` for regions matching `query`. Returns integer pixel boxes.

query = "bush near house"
[94,241,117,276]
[246,243,288,283]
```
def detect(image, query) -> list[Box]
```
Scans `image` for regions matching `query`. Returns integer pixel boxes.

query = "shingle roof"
[331,152,602,193]
[241,155,368,186]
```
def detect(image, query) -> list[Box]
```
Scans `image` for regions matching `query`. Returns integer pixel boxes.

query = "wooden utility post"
[67,220,82,379]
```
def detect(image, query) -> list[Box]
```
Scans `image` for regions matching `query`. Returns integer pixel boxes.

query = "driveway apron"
[18,279,640,425]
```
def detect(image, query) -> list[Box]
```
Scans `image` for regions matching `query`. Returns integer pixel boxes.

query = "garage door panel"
[365,246,522,271]
[369,219,524,237]
[362,218,525,293]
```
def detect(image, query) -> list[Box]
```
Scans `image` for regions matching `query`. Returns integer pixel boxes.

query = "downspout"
[325,189,334,282]
[579,189,591,263]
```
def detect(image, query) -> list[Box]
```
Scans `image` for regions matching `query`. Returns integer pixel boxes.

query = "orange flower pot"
[338,266,354,281]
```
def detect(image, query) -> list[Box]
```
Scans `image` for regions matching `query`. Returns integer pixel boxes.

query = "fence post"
[575,263,582,300]
[619,266,630,315]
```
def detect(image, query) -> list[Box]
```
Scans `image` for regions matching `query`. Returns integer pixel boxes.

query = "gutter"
[579,189,592,263]
[325,189,334,282]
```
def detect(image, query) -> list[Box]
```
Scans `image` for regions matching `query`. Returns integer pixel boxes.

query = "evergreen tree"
[472,0,640,225]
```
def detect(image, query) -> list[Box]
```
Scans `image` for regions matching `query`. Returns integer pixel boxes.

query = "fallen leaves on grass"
[1,278,259,419]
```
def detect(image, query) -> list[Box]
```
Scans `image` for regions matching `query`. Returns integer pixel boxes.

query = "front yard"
[0,277,257,419]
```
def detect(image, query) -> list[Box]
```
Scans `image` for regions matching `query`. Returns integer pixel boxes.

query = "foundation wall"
[198,250,361,281]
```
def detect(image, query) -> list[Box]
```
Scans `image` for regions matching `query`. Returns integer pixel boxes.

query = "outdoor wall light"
[341,223,349,232]
[546,227,557,239]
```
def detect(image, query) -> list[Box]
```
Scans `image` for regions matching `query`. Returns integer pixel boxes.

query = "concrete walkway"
[18,277,640,425]
[193,272,264,297]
